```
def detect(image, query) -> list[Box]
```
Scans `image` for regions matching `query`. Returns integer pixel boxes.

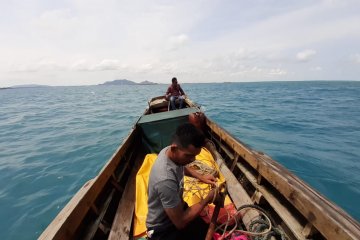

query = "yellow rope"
[184,159,219,202]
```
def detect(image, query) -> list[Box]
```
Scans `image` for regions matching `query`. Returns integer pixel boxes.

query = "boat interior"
[39,96,360,240]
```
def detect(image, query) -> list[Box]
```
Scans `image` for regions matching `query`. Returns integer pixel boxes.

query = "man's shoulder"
[153,159,177,176]
[152,152,181,180]
[151,147,170,171]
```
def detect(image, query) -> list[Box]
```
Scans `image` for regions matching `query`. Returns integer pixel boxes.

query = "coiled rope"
[215,204,286,240]
[183,154,285,239]
[184,159,219,203]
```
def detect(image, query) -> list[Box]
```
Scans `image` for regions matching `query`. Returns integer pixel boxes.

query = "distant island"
[139,80,158,85]
[100,79,158,85]
[12,84,50,88]
[2,79,159,89]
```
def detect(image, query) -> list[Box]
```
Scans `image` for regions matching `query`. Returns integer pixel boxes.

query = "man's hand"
[200,174,217,186]
[205,182,226,204]
[185,166,217,186]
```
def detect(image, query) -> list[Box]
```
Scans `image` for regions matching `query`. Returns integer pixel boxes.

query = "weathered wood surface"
[237,161,305,239]
[205,142,260,230]
[206,117,360,240]
[108,165,138,240]
[40,96,360,240]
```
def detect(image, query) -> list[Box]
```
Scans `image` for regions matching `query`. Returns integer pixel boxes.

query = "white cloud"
[268,68,287,76]
[135,63,155,74]
[92,59,126,71]
[38,9,73,24]
[311,66,323,71]
[205,1,360,55]
[1,0,360,86]
[70,59,92,71]
[296,50,317,62]
[33,8,80,37]
[351,54,360,64]
[170,34,189,45]
[168,34,190,50]
[70,59,128,71]
[11,59,64,72]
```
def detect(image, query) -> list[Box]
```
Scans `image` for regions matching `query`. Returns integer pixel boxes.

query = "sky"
[1,0,360,87]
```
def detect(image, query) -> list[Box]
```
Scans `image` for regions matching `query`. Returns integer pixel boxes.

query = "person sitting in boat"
[165,77,186,110]
[146,123,218,240]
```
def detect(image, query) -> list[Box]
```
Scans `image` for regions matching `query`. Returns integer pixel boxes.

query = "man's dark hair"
[172,123,205,148]
[172,77,177,83]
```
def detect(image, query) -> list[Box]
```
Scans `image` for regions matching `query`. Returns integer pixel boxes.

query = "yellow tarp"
[183,148,232,207]
[133,148,233,238]
[134,153,158,237]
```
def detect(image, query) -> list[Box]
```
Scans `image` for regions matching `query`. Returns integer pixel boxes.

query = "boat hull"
[39,96,360,240]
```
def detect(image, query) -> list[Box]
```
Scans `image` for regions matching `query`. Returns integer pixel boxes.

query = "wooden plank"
[212,137,235,160]
[184,98,199,108]
[237,161,305,240]
[251,190,263,204]
[230,154,239,172]
[206,117,360,240]
[302,222,317,238]
[84,190,116,240]
[205,142,259,230]
[108,164,138,240]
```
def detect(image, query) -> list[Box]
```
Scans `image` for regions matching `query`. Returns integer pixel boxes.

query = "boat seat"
[149,98,168,109]
[149,97,183,112]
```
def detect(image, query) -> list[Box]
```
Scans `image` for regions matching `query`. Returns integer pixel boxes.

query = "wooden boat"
[39,96,360,240]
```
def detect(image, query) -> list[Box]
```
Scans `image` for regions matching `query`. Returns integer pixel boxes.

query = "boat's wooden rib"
[236,159,305,239]
[209,132,306,238]
[83,186,115,239]
[205,117,360,240]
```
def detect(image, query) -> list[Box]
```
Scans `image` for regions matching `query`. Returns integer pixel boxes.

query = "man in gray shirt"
[146,123,217,240]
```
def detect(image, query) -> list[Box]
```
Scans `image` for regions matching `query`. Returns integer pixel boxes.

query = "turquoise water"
[0,81,359,239]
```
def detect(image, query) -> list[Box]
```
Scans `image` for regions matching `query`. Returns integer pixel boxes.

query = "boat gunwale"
[39,95,360,240]
[205,116,360,240]
[39,126,139,240]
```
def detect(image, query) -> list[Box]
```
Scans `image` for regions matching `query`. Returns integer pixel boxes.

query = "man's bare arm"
[164,189,215,229]
[185,166,217,186]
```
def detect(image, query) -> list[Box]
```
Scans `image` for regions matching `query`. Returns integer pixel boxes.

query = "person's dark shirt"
[166,84,185,97]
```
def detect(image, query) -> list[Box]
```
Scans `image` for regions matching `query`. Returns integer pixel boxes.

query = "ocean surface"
[0,81,359,239]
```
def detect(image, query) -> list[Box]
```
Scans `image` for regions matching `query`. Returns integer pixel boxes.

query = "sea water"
[0,81,359,239]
